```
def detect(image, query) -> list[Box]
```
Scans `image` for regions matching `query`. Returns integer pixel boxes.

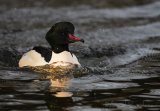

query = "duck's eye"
[61,32,65,35]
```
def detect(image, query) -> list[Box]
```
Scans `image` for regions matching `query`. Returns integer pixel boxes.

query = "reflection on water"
[32,65,87,99]
[54,91,73,97]
[49,72,73,97]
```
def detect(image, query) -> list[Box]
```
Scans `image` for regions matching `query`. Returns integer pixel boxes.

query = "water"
[0,0,160,111]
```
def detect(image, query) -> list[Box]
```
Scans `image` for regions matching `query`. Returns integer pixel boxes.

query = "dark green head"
[46,22,84,47]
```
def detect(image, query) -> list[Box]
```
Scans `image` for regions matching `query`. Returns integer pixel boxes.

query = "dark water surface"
[0,0,160,111]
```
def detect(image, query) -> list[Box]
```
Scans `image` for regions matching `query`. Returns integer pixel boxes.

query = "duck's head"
[45,22,84,53]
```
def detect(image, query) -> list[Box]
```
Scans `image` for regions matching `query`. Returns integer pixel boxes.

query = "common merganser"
[19,22,84,67]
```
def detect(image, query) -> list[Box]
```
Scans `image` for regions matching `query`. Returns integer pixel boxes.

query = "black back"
[33,46,52,62]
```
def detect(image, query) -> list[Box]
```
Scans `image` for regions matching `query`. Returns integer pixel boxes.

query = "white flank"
[19,50,48,67]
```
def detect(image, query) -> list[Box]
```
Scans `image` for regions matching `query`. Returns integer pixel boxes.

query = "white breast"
[19,50,81,67]
[49,51,81,67]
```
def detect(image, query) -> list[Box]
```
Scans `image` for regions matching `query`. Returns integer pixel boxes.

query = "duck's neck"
[51,44,69,53]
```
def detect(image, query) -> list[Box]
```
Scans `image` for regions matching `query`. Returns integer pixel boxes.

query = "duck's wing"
[33,46,52,62]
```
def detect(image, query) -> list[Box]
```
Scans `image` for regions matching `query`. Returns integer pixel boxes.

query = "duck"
[19,22,84,68]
